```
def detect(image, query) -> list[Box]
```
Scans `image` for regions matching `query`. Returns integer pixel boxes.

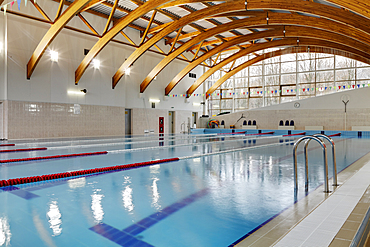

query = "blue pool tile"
[180,197,196,204]
[148,211,168,221]
[162,205,179,215]
[1,186,19,192]
[171,202,186,209]
[136,217,157,228]
[89,222,114,235]
[114,233,136,246]
[123,224,146,235]
[10,190,39,200]
[104,229,123,241]
[123,237,141,246]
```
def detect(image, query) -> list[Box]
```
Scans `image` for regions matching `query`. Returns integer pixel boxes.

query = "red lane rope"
[217,131,247,135]
[328,133,341,137]
[0,144,15,147]
[245,131,274,136]
[0,147,47,153]
[0,151,108,163]
[0,157,180,188]
[283,132,306,137]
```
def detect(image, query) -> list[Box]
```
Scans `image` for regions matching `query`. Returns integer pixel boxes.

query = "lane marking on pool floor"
[89,188,209,247]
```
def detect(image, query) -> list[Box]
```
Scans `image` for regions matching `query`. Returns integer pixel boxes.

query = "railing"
[293,135,330,193]
[304,134,338,187]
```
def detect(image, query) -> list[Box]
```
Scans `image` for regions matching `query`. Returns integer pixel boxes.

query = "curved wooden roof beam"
[26,0,92,79]
[245,0,370,35]
[205,46,370,99]
[74,0,195,85]
[166,10,370,95]
[170,1,370,45]
[189,38,370,97]
[140,13,370,94]
[139,20,280,93]
[111,0,245,88]
[324,0,370,20]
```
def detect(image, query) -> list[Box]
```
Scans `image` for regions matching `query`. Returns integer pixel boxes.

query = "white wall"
[213,87,370,131]
[253,87,370,111]
[0,13,6,101]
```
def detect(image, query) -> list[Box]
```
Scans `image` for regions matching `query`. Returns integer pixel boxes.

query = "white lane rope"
[179,140,296,160]
[34,133,266,150]
[108,135,285,154]
[12,133,219,147]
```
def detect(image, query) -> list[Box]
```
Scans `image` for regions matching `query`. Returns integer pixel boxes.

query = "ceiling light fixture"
[149,98,160,103]
[93,59,100,69]
[125,67,131,75]
[68,89,87,95]
[50,50,58,62]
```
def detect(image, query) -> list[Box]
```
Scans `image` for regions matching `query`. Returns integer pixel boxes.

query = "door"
[0,102,3,140]
[169,111,174,134]
[125,109,131,136]
[159,117,164,134]
[192,112,197,128]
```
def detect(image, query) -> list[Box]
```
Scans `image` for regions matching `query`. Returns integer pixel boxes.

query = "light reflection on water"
[151,178,161,210]
[91,189,104,223]
[0,217,11,246]
[47,201,62,236]
[122,176,134,212]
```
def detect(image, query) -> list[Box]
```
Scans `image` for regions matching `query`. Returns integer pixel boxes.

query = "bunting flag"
[3,5,6,15]
[17,0,21,10]
[24,0,27,6]
[165,83,368,98]
[10,1,14,8]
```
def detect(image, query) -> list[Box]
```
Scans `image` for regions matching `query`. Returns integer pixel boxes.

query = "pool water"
[0,134,369,247]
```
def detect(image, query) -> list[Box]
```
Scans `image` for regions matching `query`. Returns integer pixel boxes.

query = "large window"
[208,51,370,116]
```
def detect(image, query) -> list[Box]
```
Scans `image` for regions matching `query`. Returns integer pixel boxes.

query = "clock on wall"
[294,102,300,108]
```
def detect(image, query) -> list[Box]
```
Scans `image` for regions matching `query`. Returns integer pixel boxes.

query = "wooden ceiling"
[3,0,370,97]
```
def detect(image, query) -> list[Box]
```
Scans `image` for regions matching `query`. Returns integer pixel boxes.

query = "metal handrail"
[293,135,329,193]
[304,134,338,188]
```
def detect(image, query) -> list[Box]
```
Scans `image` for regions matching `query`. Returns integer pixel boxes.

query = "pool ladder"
[293,134,338,193]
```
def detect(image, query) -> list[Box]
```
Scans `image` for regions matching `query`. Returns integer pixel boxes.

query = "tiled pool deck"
[238,152,370,247]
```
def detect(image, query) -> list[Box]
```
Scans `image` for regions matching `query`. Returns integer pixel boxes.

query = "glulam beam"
[147,13,370,95]
[75,0,176,85]
[112,0,245,89]
[27,0,91,79]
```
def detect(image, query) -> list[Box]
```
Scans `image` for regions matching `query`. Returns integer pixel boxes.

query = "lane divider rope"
[283,132,306,137]
[108,134,283,154]
[0,157,179,188]
[0,144,15,147]
[0,147,47,153]
[217,131,247,135]
[245,131,274,136]
[0,151,108,164]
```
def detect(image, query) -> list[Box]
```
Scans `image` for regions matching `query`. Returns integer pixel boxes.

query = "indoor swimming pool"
[0,132,369,247]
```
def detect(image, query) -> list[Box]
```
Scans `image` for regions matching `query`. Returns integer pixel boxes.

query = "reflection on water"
[151,178,160,210]
[122,176,134,212]
[67,177,86,189]
[91,189,104,223]
[0,217,11,246]
[47,201,62,236]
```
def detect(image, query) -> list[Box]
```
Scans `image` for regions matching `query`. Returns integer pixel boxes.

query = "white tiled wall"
[7,100,125,139]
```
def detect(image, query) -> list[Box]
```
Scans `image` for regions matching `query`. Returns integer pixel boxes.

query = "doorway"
[0,102,3,140]
[192,112,198,128]
[169,111,174,134]
[125,109,131,136]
